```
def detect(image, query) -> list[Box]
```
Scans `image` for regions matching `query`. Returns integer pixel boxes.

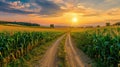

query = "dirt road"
[65,34,92,67]
[37,34,66,67]
[33,33,92,67]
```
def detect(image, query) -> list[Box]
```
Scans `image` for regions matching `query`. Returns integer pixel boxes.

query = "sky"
[0,0,120,26]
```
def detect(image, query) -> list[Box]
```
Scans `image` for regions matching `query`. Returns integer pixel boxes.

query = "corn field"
[0,31,63,66]
[71,27,120,67]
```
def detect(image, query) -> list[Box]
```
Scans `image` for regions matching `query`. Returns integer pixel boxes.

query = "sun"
[72,17,78,23]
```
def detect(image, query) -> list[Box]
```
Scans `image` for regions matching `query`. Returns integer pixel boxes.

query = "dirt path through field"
[34,34,66,67]
[33,33,92,67]
[65,34,92,67]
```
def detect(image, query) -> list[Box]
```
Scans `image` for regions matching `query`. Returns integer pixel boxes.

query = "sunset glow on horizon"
[0,0,120,26]
[72,17,78,23]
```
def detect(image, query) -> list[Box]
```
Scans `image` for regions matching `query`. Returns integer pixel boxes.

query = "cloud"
[106,8,120,15]
[76,0,120,10]
[60,3,101,17]
[5,0,30,3]
[34,0,65,16]
[0,0,120,17]
[0,0,104,17]
[0,1,34,14]
[0,0,66,17]
[9,1,30,9]
[8,1,38,12]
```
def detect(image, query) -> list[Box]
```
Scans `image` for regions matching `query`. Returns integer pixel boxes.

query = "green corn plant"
[71,27,120,67]
[0,31,63,66]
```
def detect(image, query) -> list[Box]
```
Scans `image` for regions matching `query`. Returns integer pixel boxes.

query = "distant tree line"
[50,24,54,28]
[0,21,40,26]
[106,22,110,26]
[106,22,120,26]
[113,22,120,26]
[82,22,120,28]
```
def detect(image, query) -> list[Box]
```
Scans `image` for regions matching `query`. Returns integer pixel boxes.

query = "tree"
[97,25,100,27]
[106,22,110,26]
[50,24,54,28]
[113,22,120,26]
[0,21,40,26]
